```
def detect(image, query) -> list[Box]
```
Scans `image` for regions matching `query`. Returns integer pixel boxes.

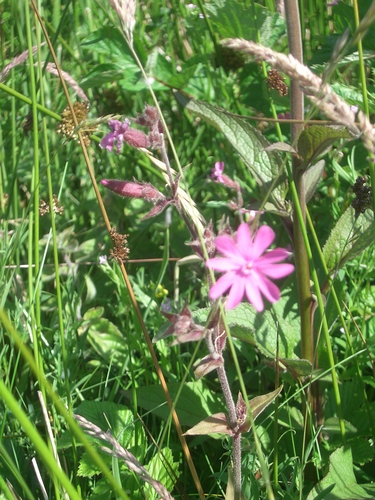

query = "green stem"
[284,0,312,363]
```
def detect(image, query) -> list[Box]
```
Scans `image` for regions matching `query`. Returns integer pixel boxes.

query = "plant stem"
[285,0,315,482]
[284,0,313,364]
[216,364,241,499]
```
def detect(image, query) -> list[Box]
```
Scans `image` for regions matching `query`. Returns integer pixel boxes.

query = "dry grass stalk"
[222,39,375,160]
[44,63,89,102]
[109,0,136,43]
[0,43,46,82]
[75,414,175,500]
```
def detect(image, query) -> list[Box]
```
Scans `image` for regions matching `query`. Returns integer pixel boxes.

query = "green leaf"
[178,96,287,209]
[75,401,143,450]
[150,52,198,89]
[350,438,375,465]
[205,1,285,48]
[331,82,375,115]
[124,380,225,427]
[322,207,374,275]
[241,386,283,432]
[297,126,352,170]
[194,290,300,359]
[305,160,325,202]
[322,418,358,436]
[307,446,371,499]
[80,308,129,367]
[279,358,313,377]
[82,27,132,60]
[80,63,127,88]
[144,448,180,500]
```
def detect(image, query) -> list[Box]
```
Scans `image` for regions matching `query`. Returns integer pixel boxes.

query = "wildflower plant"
[1,1,375,500]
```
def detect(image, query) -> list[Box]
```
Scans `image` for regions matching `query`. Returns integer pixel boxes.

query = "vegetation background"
[1,0,375,499]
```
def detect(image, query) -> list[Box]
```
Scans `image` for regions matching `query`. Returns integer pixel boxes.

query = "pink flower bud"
[123,128,150,148]
[101,180,165,202]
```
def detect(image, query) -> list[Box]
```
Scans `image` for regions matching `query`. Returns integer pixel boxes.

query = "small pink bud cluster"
[100,105,163,154]
[211,161,240,191]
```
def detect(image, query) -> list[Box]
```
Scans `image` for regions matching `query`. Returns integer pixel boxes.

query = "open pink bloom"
[206,223,294,311]
[211,161,225,183]
[100,119,131,153]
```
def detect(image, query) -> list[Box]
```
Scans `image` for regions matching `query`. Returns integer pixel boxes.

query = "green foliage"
[1,0,375,498]
[307,447,371,500]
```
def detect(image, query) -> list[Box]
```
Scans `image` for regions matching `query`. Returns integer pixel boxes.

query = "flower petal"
[236,223,254,259]
[206,257,242,272]
[214,234,243,261]
[225,277,246,309]
[208,272,236,300]
[251,225,275,257]
[256,262,294,279]
[244,275,265,312]
[259,248,292,264]
[255,274,281,303]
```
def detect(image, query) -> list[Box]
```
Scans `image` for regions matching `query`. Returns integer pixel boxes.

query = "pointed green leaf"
[307,446,370,500]
[193,290,300,359]
[177,95,287,209]
[183,412,232,436]
[322,207,374,275]
[297,126,352,169]
[305,160,325,202]
[124,380,225,427]
[241,386,283,433]
[279,358,313,377]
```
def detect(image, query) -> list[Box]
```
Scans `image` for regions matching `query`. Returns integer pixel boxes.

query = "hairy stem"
[284,0,313,364]
[216,364,241,499]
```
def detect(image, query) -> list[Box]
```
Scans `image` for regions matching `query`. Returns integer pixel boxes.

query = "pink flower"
[206,223,294,311]
[100,119,130,153]
[211,161,225,183]
[100,119,150,153]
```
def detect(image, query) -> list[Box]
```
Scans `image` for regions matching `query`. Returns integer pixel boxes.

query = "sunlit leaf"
[177,95,288,210]
[322,207,374,275]
[240,386,283,432]
[183,412,232,436]
[306,446,370,500]
[297,125,352,170]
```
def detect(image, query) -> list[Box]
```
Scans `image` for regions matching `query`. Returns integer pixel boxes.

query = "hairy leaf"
[307,446,370,500]
[178,96,288,209]
[297,125,352,170]
[183,413,231,436]
[240,386,283,432]
[322,207,374,275]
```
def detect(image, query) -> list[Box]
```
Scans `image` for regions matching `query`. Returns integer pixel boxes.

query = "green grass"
[1,0,375,499]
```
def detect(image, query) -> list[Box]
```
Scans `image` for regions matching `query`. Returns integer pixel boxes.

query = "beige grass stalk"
[109,0,136,45]
[222,39,375,160]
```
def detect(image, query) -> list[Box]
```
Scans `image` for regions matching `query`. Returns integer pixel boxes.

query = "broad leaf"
[79,307,129,368]
[322,206,374,275]
[297,126,352,170]
[305,160,325,202]
[205,1,285,48]
[240,386,283,432]
[124,380,225,427]
[193,290,300,360]
[178,96,288,209]
[143,447,179,500]
[307,446,370,499]
[183,412,232,436]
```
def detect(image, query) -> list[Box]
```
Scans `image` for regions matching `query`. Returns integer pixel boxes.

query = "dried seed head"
[109,227,129,263]
[57,101,93,147]
[351,176,373,218]
[266,68,288,96]
[109,0,136,42]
